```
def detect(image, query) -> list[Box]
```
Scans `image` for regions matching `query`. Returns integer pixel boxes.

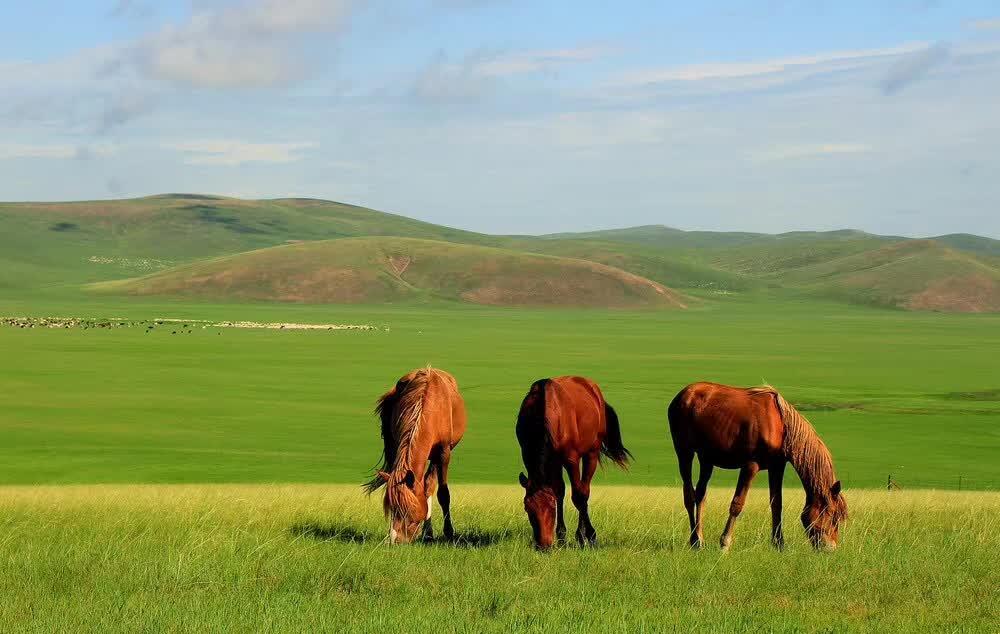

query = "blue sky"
[2,1,999,237]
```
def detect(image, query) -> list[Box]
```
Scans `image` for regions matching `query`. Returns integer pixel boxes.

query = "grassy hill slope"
[0,195,492,288]
[96,237,686,308]
[776,240,1000,312]
[4,195,999,312]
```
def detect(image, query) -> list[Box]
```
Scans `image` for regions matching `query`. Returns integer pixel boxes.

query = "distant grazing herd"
[368,367,847,551]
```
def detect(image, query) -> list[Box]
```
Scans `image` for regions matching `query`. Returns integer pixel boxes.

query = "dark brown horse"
[364,367,467,544]
[668,382,847,550]
[517,376,632,550]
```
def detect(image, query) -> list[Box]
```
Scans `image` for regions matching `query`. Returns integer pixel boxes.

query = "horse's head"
[801,480,847,550]
[378,469,427,544]
[519,472,557,550]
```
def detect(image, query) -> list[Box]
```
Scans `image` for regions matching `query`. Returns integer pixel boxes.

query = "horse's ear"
[831,481,842,497]
[377,471,391,482]
[519,472,529,489]
[402,470,416,489]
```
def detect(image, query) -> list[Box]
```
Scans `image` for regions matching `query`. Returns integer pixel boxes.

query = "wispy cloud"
[165,140,318,165]
[968,18,1000,31]
[753,143,873,163]
[0,143,117,161]
[880,43,950,95]
[410,46,608,102]
[616,44,927,86]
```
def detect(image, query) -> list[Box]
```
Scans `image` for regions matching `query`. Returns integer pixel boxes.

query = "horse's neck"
[395,440,431,478]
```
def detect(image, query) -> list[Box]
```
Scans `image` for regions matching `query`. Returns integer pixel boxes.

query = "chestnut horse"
[364,367,467,544]
[517,376,632,550]
[668,382,847,550]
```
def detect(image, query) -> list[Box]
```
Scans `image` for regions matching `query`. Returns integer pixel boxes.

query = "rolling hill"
[3,194,999,312]
[95,237,686,309]
[777,240,1000,312]
[0,194,494,288]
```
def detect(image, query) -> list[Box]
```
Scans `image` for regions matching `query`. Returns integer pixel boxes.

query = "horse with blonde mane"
[364,367,466,544]
[668,382,847,550]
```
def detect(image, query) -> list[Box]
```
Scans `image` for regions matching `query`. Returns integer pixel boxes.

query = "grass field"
[2,296,998,490]
[1,484,997,632]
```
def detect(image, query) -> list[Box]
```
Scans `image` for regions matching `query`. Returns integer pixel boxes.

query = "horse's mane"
[363,367,435,509]
[748,385,840,500]
[517,379,554,484]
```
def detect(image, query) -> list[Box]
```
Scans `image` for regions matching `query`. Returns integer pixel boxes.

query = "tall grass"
[2,485,997,632]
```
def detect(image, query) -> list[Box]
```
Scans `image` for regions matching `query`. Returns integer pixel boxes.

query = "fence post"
[887,474,891,491]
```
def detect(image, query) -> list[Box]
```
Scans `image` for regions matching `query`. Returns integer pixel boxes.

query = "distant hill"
[931,234,1000,259]
[3,194,998,312]
[778,240,1000,312]
[95,237,686,309]
[0,194,493,288]
[542,225,885,250]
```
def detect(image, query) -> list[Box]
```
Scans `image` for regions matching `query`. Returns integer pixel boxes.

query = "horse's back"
[427,368,466,447]
[542,376,607,456]
[668,382,784,466]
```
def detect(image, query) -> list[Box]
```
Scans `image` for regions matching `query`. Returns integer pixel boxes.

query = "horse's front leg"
[768,461,786,550]
[720,463,759,550]
[554,469,567,545]
[692,457,714,549]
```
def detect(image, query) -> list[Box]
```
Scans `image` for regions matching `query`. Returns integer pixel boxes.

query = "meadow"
[1,484,997,632]
[3,294,999,631]
[1,294,998,489]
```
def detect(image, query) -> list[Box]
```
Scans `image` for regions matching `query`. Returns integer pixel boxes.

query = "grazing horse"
[517,376,632,550]
[668,382,847,551]
[364,367,467,544]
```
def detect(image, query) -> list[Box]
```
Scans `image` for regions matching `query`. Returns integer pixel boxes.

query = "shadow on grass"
[289,522,512,549]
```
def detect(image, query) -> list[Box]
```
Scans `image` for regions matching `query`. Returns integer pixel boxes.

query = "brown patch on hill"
[905,274,1000,313]
[97,237,687,309]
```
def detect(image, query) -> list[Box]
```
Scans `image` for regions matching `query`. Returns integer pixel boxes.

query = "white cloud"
[165,140,318,165]
[752,143,873,163]
[127,0,359,88]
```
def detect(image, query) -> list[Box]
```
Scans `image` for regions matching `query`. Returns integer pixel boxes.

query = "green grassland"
[3,195,1000,631]
[1,297,997,489]
[1,485,997,632]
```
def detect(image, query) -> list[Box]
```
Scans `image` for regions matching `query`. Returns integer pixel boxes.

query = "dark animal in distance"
[364,367,467,544]
[517,376,631,550]
[668,382,847,551]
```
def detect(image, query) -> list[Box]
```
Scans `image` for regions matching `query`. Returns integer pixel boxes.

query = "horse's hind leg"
[677,451,697,547]
[692,457,714,549]
[720,463,759,551]
[421,463,438,542]
[436,448,455,541]
[568,453,599,547]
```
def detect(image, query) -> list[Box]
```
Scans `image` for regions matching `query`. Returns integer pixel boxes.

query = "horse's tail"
[363,367,433,494]
[601,402,633,469]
